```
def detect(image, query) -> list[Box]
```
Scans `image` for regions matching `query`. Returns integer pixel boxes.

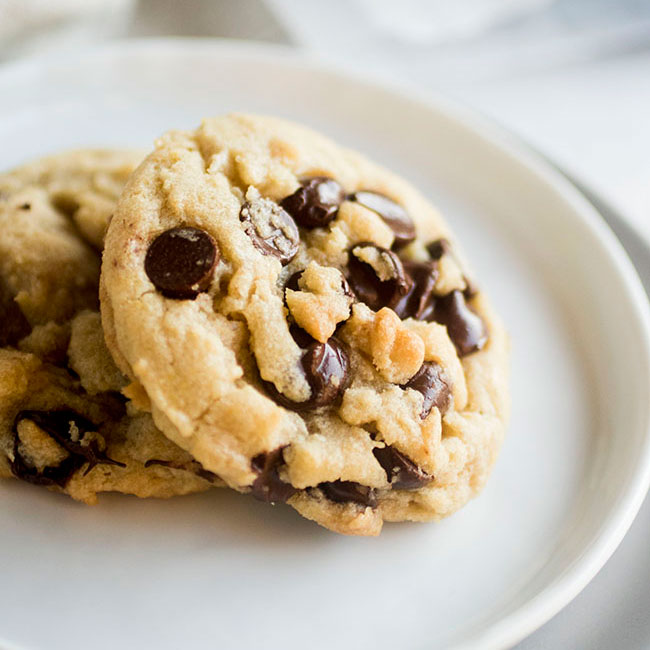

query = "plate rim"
[0,37,650,650]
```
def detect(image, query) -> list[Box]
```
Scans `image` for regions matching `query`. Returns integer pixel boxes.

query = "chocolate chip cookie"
[101,115,510,535]
[0,150,221,502]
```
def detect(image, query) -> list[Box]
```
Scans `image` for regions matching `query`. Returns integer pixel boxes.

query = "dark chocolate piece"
[250,447,297,503]
[281,177,345,229]
[318,480,377,508]
[11,410,125,487]
[346,243,410,312]
[288,322,317,349]
[144,226,218,299]
[285,270,303,294]
[301,338,350,408]
[240,199,299,264]
[401,361,451,419]
[431,290,487,357]
[373,445,433,490]
[426,238,451,260]
[264,337,350,411]
[391,259,438,320]
[350,191,415,249]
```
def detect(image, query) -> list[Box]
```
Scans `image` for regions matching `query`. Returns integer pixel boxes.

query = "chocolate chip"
[432,290,487,356]
[346,243,411,312]
[144,458,220,483]
[281,177,345,229]
[144,226,218,299]
[240,198,299,264]
[10,410,125,487]
[318,480,377,508]
[401,361,451,419]
[350,191,416,250]
[288,322,316,349]
[0,277,30,346]
[302,338,350,407]
[266,336,351,411]
[340,274,354,298]
[426,238,451,260]
[285,270,303,294]
[250,447,297,503]
[391,260,438,320]
[10,443,79,487]
[19,203,31,211]
[373,446,433,490]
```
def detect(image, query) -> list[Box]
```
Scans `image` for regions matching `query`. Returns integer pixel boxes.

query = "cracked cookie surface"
[0,150,220,502]
[101,115,510,535]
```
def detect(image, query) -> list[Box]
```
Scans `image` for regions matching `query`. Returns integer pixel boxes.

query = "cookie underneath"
[0,150,222,502]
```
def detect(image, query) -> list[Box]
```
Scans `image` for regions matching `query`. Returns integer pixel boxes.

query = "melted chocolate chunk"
[250,447,297,503]
[373,445,433,490]
[240,199,299,264]
[19,203,31,211]
[11,446,79,487]
[285,270,303,294]
[144,458,220,483]
[347,243,411,312]
[426,238,451,260]
[391,259,438,320]
[318,480,377,508]
[301,338,350,408]
[265,337,350,411]
[432,290,487,357]
[350,191,416,250]
[0,277,30,347]
[340,274,354,298]
[11,410,125,487]
[281,177,345,229]
[401,361,451,419]
[288,322,316,349]
[145,226,218,299]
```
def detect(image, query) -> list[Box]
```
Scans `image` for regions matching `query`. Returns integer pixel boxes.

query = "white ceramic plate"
[0,39,649,650]
[515,173,650,648]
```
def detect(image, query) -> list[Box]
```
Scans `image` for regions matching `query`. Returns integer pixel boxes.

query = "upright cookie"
[101,115,509,535]
[0,150,221,503]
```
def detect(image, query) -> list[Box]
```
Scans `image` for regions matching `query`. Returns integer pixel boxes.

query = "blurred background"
[0,0,649,243]
[1,2,649,647]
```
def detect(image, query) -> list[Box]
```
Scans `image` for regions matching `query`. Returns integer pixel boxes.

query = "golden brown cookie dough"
[101,114,509,535]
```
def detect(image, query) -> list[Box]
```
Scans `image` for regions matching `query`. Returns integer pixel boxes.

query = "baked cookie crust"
[101,115,509,534]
